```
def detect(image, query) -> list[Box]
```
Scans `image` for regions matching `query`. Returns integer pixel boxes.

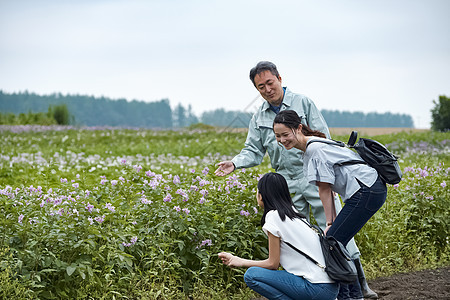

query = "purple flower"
[18,214,24,223]
[240,210,250,216]
[85,203,94,212]
[199,189,208,197]
[176,189,188,201]
[100,179,108,185]
[95,215,105,223]
[163,193,172,202]
[145,170,156,177]
[105,203,115,212]
[182,208,190,214]
[141,196,152,204]
[393,184,399,189]
[122,236,138,247]
[121,159,127,164]
[85,190,91,197]
[111,180,118,186]
[202,167,209,175]
[174,205,181,212]
[419,169,429,178]
[191,169,195,173]
[173,175,181,185]
[200,239,213,247]
[72,183,79,189]
[60,178,68,183]
[441,181,447,188]
[133,165,142,172]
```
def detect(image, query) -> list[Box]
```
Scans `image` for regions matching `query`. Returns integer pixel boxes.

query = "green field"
[0,125,449,299]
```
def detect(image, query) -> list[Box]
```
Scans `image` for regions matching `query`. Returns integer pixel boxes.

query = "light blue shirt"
[303,137,378,201]
[232,88,331,181]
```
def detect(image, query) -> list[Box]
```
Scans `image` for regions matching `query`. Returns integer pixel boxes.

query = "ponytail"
[273,110,326,138]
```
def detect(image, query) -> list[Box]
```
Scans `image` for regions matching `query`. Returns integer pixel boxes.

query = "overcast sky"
[1,0,449,128]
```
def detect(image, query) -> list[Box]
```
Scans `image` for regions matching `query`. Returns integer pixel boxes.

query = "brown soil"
[251,266,450,300]
[367,266,449,299]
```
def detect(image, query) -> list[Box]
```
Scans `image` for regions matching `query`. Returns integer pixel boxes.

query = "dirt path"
[368,266,449,299]
[251,266,449,299]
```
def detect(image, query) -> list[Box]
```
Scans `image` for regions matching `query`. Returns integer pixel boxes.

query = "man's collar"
[262,87,291,111]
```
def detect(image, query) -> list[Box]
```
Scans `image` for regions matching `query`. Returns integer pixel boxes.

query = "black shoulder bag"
[285,219,358,284]
[307,131,402,185]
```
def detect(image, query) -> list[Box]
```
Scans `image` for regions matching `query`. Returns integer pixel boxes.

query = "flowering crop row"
[0,127,449,298]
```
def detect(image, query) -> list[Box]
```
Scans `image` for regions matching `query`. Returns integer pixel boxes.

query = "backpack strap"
[306,138,367,167]
[285,241,325,269]
[284,218,325,269]
[306,139,345,148]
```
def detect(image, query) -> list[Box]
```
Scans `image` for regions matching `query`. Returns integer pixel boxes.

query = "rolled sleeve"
[262,212,282,238]
[306,158,335,185]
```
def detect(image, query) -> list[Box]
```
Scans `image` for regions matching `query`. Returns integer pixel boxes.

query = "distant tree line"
[321,110,414,128]
[0,91,172,128]
[0,90,415,128]
[430,95,450,131]
[0,104,72,125]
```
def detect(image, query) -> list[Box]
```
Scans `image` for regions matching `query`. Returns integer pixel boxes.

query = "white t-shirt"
[262,210,334,283]
[303,137,378,201]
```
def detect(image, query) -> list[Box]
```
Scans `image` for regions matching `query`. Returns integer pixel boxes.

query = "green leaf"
[66,265,76,276]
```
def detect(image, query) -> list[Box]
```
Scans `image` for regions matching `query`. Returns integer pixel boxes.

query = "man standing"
[215,61,377,299]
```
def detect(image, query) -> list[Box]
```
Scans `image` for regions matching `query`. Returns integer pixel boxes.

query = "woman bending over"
[272,109,387,247]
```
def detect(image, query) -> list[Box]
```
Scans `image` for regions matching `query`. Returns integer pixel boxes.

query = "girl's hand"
[218,252,242,268]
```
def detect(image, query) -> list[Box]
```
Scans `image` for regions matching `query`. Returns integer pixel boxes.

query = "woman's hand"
[218,252,243,268]
[324,224,332,236]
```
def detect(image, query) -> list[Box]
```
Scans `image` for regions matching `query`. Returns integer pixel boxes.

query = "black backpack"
[285,219,358,284]
[307,131,402,185]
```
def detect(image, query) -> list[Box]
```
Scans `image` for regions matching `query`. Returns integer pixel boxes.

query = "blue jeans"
[244,267,339,300]
[327,175,387,300]
[327,175,387,247]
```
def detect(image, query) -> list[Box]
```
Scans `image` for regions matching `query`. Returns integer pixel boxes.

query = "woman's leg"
[327,176,387,246]
[244,267,339,300]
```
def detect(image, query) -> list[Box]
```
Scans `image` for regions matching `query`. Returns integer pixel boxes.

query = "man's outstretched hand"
[214,161,235,177]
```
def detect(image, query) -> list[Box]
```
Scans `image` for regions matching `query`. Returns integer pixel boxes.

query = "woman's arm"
[219,232,280,270]
[317,181,336,233]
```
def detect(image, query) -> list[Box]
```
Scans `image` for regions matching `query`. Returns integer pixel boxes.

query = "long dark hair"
[257,172,305,226]
[273,110,326,138]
